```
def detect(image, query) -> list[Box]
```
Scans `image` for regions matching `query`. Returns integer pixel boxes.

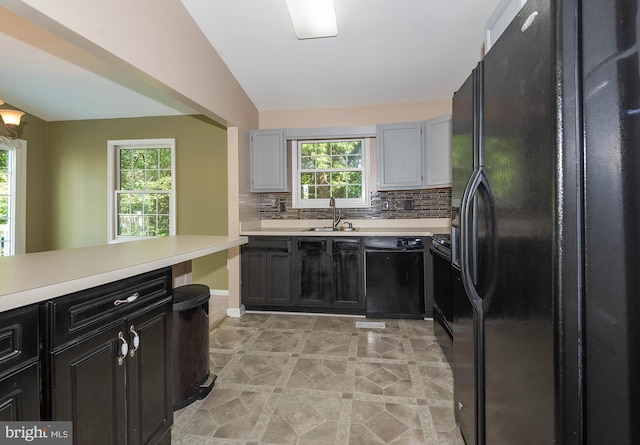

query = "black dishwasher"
[365,237,425,319]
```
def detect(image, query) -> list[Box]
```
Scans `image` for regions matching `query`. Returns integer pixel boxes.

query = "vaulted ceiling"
[0,0,501,121]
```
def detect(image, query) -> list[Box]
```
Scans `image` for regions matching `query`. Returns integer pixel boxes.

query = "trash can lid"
[173,284,210,311]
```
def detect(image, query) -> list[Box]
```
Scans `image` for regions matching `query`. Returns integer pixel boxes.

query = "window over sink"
[291,138,370,208]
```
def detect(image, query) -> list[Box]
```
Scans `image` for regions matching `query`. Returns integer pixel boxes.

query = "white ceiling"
[181,0,502,111]
[0,0,502,121]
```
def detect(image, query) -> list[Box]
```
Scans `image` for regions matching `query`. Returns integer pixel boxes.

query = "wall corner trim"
[227,305,245,318]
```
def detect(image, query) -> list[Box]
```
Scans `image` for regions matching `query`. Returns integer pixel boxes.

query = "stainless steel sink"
[305,227,339,232]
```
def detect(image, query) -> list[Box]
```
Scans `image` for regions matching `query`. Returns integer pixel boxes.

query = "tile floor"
[172,312,464,445]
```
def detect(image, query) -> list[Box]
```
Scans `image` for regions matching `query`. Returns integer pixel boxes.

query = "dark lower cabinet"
[45,267,173,445]
[330,239,364,309]
[294,236,364,313]
[125,302,172,445]
[296,238,330,306]
[241,236,365,314]
[295,237,364,313]
[241,238,292,306]
[0,362,40,421]
[51,323,127,444]
[0,304,40,421]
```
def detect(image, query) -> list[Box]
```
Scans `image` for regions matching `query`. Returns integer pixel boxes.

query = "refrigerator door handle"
[460,168,480,312]
[461,167,495,313]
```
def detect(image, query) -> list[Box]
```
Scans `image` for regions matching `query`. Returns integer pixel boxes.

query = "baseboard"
[227,304,245,318]
[209,289,229,297]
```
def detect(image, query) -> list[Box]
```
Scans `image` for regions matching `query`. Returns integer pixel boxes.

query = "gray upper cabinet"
[424,115,452,188]
[250,129,288,192]
[377,121,425,190]
[377,116,451,190]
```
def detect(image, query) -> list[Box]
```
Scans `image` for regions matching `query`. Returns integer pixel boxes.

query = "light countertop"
[240,218,451,238]
[0,235,247,312]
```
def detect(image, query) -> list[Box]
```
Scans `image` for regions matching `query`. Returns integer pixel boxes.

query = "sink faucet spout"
[329,196,341,228]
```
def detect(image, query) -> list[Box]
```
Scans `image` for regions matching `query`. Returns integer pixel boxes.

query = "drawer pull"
[113,293,139,306]
[117,331,129,366]
[129,325,140,357]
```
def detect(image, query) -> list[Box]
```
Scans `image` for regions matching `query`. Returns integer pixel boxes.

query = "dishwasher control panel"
[364,237,425,250]
[397,237,423,249]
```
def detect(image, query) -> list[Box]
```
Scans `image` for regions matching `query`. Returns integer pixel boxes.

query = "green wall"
[23,114,229,290]
[19,112,49,254]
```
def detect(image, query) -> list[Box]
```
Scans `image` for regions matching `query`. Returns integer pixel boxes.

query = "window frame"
[291,137,371,209]
[0,137,26,256]
[107,138,176,243]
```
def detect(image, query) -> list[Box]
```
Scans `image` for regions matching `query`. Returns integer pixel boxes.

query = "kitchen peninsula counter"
[0,235,247,311]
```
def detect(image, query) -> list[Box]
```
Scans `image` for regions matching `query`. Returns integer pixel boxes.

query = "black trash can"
[172,284,216,411]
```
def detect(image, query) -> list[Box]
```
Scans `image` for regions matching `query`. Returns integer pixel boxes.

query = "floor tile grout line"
[247,390,283,442]
[336,398,352,444]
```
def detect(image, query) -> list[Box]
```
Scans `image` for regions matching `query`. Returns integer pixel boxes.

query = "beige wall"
[259,100,452,129]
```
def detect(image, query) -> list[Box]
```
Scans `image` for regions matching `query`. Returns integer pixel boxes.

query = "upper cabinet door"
[424,115,452,188]
[250,129,288,192]
[377,121,425,190]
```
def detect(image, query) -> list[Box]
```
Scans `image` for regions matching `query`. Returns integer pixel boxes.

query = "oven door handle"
[430,245,451,261]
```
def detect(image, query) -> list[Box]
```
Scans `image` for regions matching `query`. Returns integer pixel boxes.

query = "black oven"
[431,235,452,363]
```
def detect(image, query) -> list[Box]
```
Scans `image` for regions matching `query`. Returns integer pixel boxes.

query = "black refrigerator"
[451,0,640,444]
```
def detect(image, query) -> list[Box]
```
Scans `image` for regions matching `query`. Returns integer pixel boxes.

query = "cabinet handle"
[129,325,140,358]
[117,331,129,366]
[114,292,139,306]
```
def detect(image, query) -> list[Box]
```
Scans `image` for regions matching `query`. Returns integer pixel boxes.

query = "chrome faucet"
[329,196,341,229]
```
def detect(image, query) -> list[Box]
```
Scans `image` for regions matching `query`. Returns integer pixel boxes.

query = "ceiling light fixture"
[285,0,338,40]
[0,100,25,139]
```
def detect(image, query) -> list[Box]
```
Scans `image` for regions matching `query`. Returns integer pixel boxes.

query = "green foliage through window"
[298,140,364,200]
[0,149,11,256]
[116,146,173,237]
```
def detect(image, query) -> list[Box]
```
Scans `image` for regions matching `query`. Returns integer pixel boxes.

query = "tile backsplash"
[259,188,451,220]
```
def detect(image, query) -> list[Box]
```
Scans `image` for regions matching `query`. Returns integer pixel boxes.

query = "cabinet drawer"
[0,305,39,376]
[48,267,172,349]
[332,238,362,251]
[243,237,291,252]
